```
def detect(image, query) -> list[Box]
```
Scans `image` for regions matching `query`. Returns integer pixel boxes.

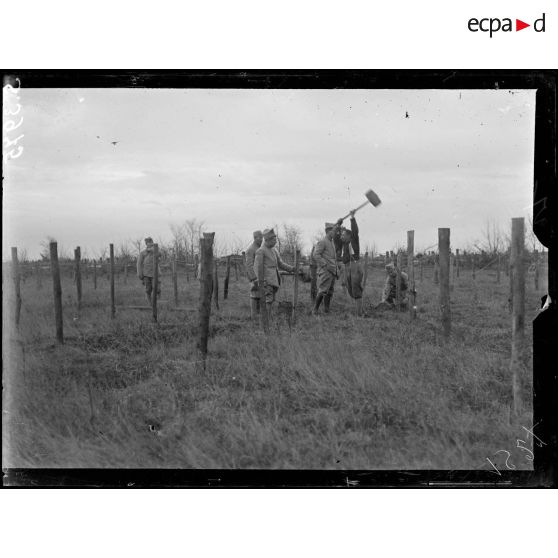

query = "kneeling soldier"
[254,228,295,321]
[381,263,409,308]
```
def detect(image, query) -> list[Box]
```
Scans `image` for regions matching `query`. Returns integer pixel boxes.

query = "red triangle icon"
[516,19,530,31]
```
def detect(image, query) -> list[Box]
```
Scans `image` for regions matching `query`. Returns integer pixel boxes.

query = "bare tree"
[279,223,305,258]
[479,219,507,255]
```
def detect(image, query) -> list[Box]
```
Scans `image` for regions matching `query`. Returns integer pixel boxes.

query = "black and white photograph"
[2,71,555,484]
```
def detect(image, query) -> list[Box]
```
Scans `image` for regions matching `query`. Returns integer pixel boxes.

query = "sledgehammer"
[339,188,382,221]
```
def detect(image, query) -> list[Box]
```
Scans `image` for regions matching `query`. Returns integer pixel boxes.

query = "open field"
[2,261,544,469]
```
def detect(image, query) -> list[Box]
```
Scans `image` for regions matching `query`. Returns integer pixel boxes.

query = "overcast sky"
[3,87,535,259]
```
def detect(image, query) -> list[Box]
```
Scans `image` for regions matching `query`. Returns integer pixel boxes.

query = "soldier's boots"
[323,294,332,313]
[311,293,324,315]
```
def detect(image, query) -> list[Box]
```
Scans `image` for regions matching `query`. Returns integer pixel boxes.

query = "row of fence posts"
[6,218,533,414]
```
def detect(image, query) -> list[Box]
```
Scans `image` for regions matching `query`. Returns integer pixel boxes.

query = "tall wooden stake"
[497,253,501,283]
[11,247,22,328]
[292,249,300,325]
[510,218,525,416]
[310,258,317,302]
[49,242,64,343]
[152,244,159,323]
[172,255,178,307]
[74,246,82,312]
[224,255,231,300]
[395,251,402,311]
[35,261,42,289]
[362,252,369,292]
[407,231,416,320]
[110,244,116,319]
[213,258,220,310]
[198,234,214,363]
[439,228,451,338]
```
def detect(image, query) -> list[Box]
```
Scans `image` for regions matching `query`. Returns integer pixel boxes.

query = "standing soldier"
[312,222,339,314]
[254,228,295,321]
[245,230,263,321]
[334,211,365,315]
[137,237,161,306]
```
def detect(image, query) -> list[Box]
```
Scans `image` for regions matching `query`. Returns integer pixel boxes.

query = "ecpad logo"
[468,13,546,37]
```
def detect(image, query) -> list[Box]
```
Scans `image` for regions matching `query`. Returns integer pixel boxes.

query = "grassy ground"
[2,262,544,469]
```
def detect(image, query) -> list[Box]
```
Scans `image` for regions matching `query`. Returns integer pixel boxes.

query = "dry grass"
[2,262,543,469]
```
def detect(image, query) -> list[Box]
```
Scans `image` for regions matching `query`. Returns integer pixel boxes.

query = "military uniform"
[334,217,364,301]
[245,231,263,321]
[382,265,409,305]
[254,241,294,305]
[312,223,339,313]
[137,240,161,304]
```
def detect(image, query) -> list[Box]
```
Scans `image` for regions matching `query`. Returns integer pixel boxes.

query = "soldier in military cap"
[137,236,161,305]
[334,211,365,315]
[254,228,295,320]
[244,230,264,321]
[312,222,339,314]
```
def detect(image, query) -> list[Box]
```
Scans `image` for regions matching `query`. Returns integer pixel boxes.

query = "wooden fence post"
[497,253,501,283]
[395,251,402,311]
[93,260,97,289]
[292,249,300,325]
[310,255,317,302]
[49,242,64,343]
[213,258,220,310]
[362,252,369,293]
[110,244,116,319]
[510,217,525,416]
[439,228,451,338]
[74,246,82,312]
[407,231,416,320]
[11,247,22,328]
[198,234,214,364]
[35,261,42,289]
[472,254,476,280]
[456,249,460,278]
[152,243,159,323]
[224,255,231,300]
[172,256,178,307]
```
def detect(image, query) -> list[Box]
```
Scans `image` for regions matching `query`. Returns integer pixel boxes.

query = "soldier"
[137,237,161,305]
[380,262,409,308]
[254,228,295,320]
[244,230,263,321]
[334,211,365,315]
[312,222,339,314]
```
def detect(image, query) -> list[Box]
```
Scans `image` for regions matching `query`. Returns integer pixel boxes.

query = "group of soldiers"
[134,222,411,317]
[244,214,411,321]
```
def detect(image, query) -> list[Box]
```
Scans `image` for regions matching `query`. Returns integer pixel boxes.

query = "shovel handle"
[339,200,369,222]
